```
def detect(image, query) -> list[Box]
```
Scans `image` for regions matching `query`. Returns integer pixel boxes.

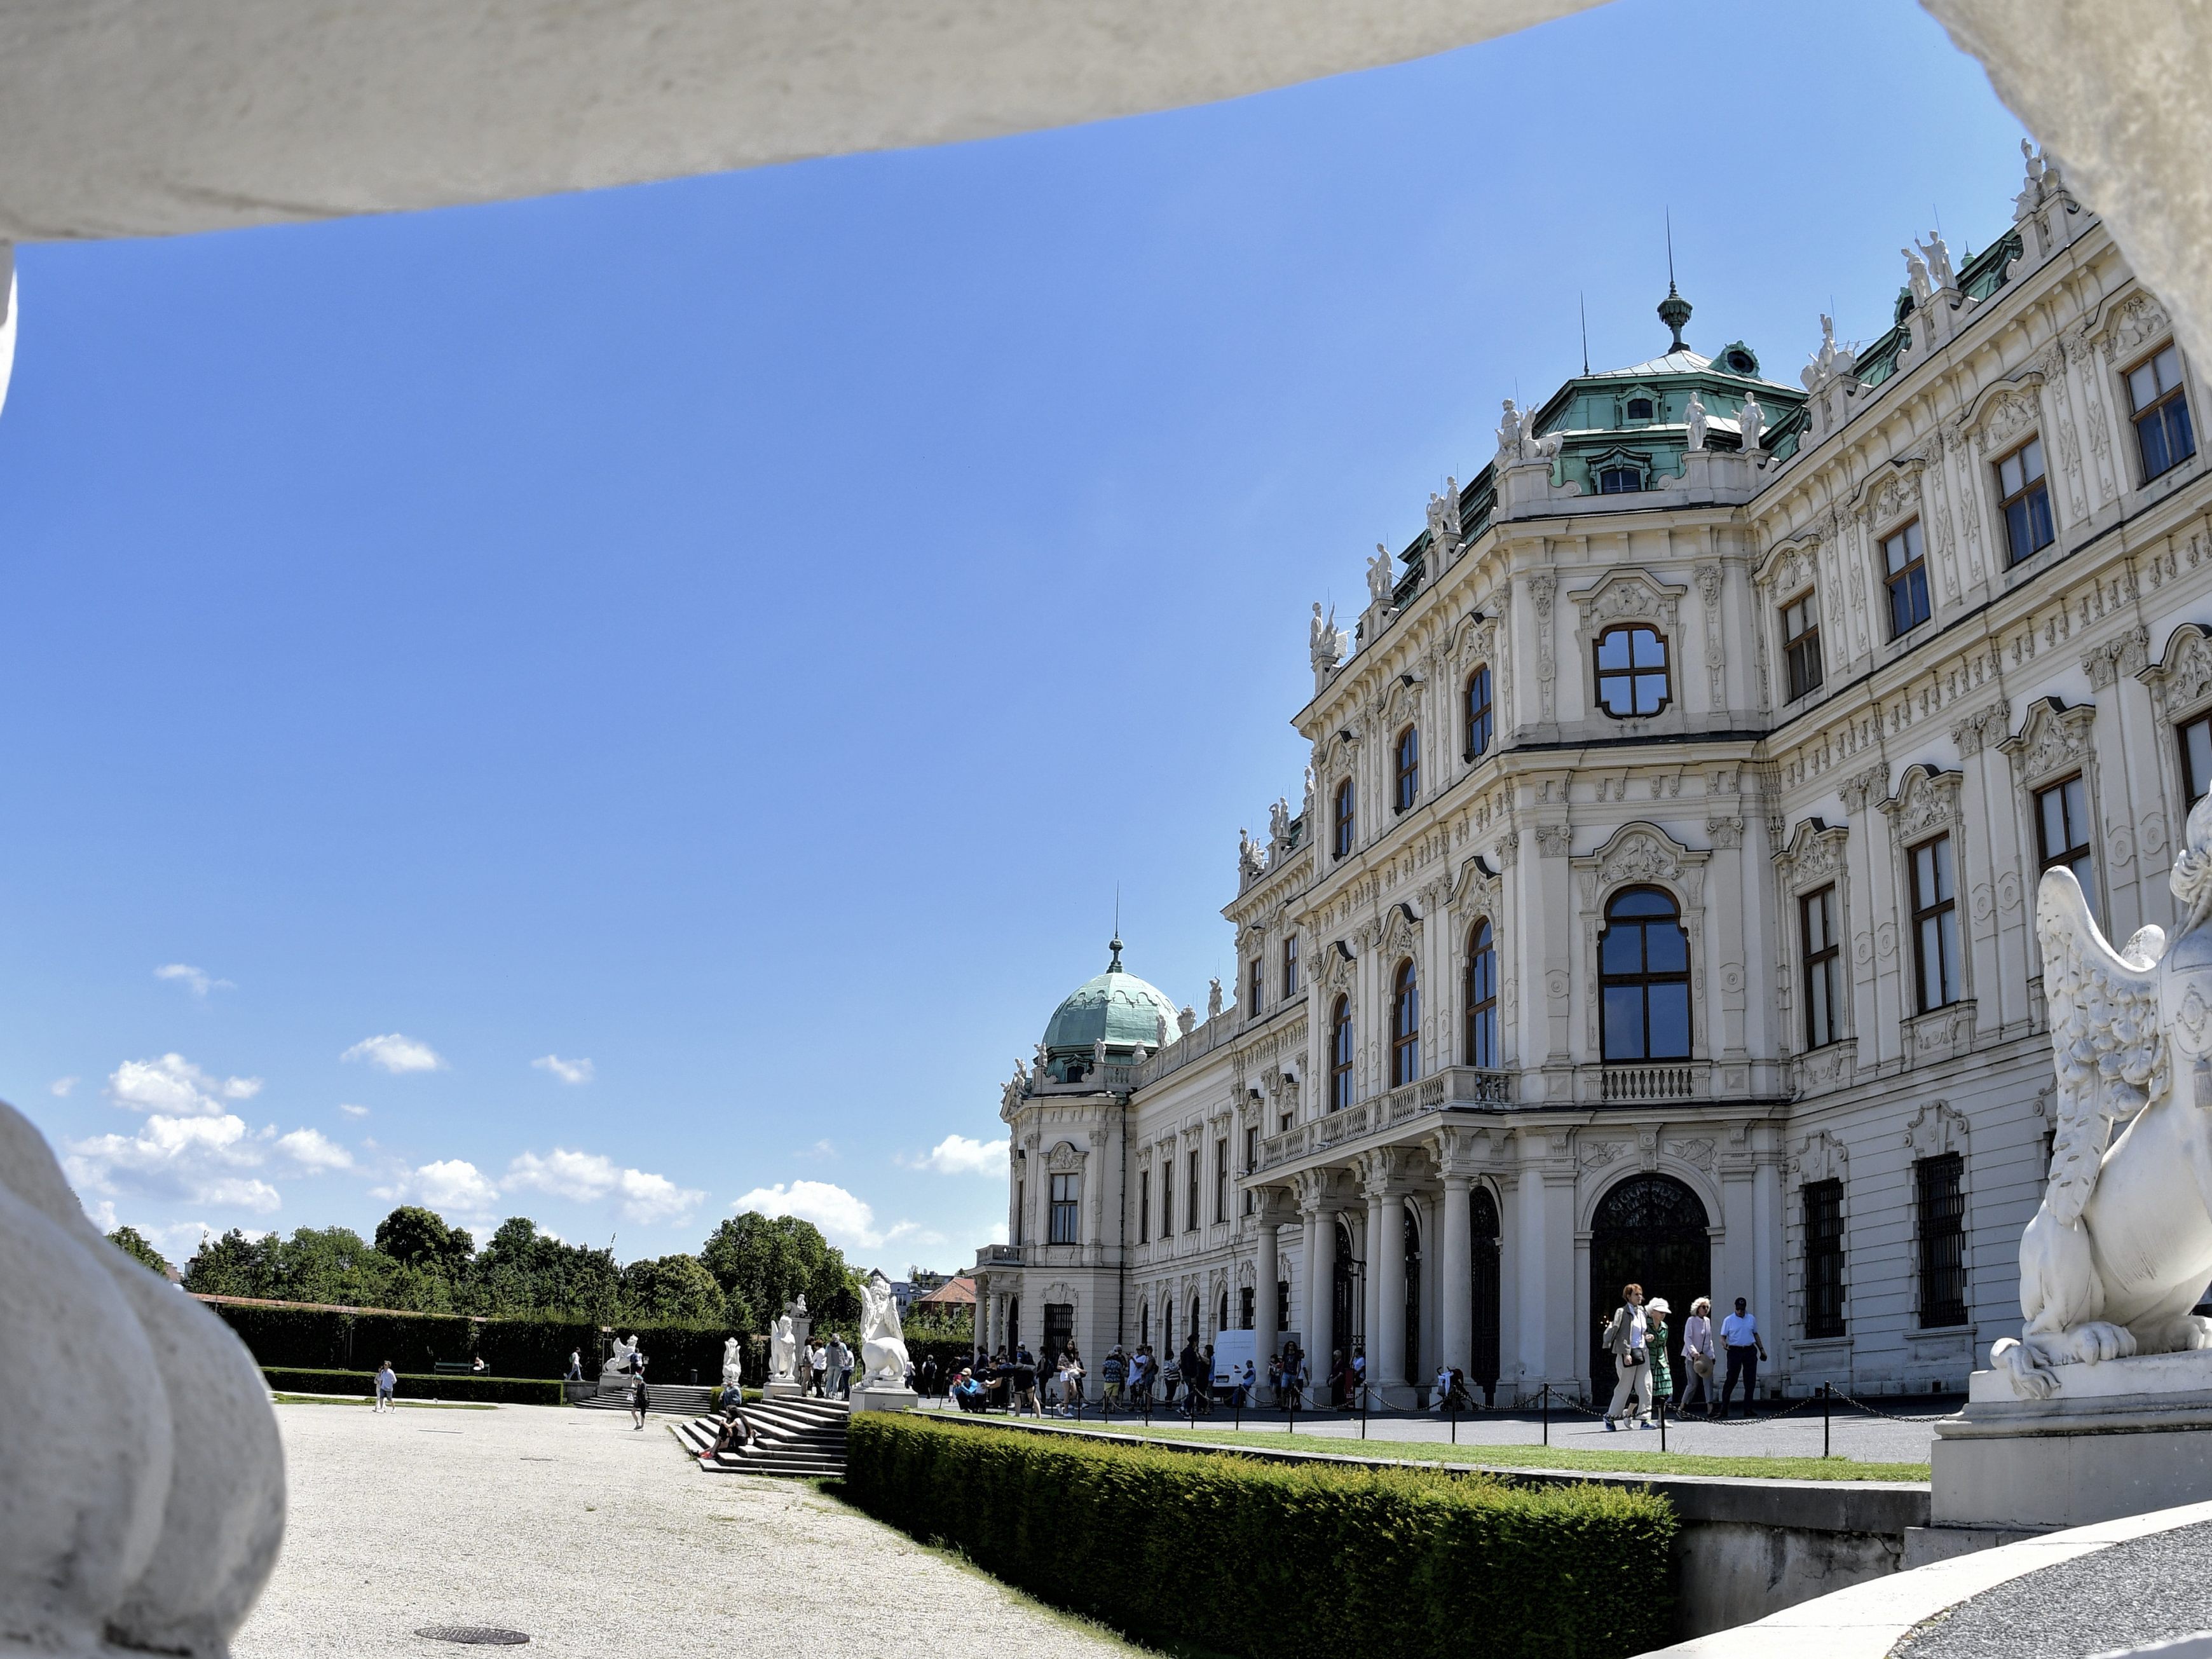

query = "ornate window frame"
[2140,622,2212,839]
[1903,1101,1972,1333]
[1614,385,1662,427]
[1585,443,1656,495]
[1957,367,2060,578]
[1786,1129,1852,1345]
[1570,823,1710,1062]
[1754,535,1821,706]
[1773,817,1854,1070]
[1447,852,1508,1068]
[1999,696,2103,920]
[1571,570,1688,725]
[1855,460,1934,643]
[1880,765,1976,1058]
[2092,290,2199,499]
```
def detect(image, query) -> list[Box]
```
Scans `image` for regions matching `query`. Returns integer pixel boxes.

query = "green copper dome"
[1042,938,1179,1057]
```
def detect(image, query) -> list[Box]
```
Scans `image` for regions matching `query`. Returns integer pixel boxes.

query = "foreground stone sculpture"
[601,1334,641,1378]
[852,1269,917,1413]
[1935,796,2212,1532]
[721,1336,742,1391]
[0,1099,283,1657]
[763,1298,810,1399]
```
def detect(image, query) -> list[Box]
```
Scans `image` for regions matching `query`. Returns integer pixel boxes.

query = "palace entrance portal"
[1587,1174,1710,1402]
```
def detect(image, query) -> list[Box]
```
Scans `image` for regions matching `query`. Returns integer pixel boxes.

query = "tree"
[106,1225,174,1278]
[372,1206,475,1276]
[617,1253,724,1324]
[470,1218,619,1319]
[698,1212,861,1332]
[182,1228,279,1297]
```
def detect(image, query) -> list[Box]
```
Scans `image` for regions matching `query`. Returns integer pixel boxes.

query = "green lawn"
[955,1419,1929,1482]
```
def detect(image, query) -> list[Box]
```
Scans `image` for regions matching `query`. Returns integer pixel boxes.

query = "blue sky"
[0,0,2028,1277]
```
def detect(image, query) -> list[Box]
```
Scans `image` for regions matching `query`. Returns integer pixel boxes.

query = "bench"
[432,1361,479,1376]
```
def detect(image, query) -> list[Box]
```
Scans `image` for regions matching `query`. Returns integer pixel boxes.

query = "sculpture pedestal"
[851,1383,918,1414]
[762,1377,807,1400]
[1934,1349,2212,1530]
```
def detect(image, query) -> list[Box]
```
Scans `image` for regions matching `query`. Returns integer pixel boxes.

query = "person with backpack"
[1601,1282,1655,1431]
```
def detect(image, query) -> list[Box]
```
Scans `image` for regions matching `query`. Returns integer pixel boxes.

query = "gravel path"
[1893,1518,2212,1659]
[234,1402,1139,1658]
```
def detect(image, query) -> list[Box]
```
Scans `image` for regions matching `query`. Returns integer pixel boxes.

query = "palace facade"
[973,151,2212,1403]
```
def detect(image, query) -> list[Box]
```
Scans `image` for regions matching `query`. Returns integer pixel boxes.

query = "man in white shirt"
[1719,1297,1767,1418]
[374,1361,397,1413]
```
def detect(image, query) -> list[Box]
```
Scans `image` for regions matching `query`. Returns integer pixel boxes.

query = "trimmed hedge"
[847,1416,1676,1659]
[261,1367,566,1406]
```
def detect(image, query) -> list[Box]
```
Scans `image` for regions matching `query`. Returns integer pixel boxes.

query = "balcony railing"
[1248,1067,1514,1175]
[1599,1064,1697,1102]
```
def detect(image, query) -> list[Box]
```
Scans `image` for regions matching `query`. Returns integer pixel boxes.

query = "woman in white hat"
[1644,1298,1674,1414]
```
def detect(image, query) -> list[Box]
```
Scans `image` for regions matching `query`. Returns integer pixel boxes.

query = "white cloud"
[732,1178,931,1253]
[64,1112,282,1213]
[375,1158,500,1219]
[276,1128,354,1171]
[154,962,235,998]
[341,1033,446,1074]
[903,1133,1009,1176]
[108,1053,264,1117]
[50,1076,78,1097]
[531,1054,594,1086]
[337,1102,369,1118]
[505,1147,703,1224]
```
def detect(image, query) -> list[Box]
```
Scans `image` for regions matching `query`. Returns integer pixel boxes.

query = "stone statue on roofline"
[1309,602,1347,674]
[1425,477,1461,549]
[1902,243,1933,308]
[1916,228,1956,291]
[1367,543,1395,606]
[1684,391,1708,452]
[1495,398,1526,463]
[1207,977,1224,1021]
[1302,764,1316,825]
[1269,795,1292,845]
[1738,392,1765,455]
[1178,1005,1198,1037]
[1156,1011,1170,1048]
[1092,1036,1107,1072]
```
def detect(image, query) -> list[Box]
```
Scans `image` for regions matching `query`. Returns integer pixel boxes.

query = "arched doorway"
[1403,1205,1422,1384]
[1332,1217,1361,1396]
[1588,1173,1710,1403]
[1470,1185,1501,1406]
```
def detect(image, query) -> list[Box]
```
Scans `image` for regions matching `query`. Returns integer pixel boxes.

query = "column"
[1374,1193,1407,1395]
[1439,1175,1473,1382]
[1304,1201,1335,1406]
[1253,1222,1280,1367]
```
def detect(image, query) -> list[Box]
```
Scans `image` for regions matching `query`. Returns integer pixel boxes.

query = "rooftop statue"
[1302,764,1316,824]
[1092,1036,1107,1070]
[1801,313,1857,392]
[1156,1011,1170,1048]
[1738,392,1765,454]
[1367,543,1395,606]
[2015,139,2063,219]
[1991,795,2212,1398]
[1308,602,1347,674]
[1495,398,1526,461]
[1238,826,1266,883]
[1426,476,1461,547]
[1684,390,1709,452]
[1902,243,1934,308]
[1268,795,1292,845]
[1916,228,1957,291]
[1207,977,1224,1021]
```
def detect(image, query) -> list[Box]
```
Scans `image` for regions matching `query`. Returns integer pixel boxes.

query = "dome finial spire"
[1658,208,1692,353]
[1107,934,1124,971]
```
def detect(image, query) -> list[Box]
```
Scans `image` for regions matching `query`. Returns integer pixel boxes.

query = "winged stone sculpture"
[1990,795,2212,1398]
[858,1269,911,1386]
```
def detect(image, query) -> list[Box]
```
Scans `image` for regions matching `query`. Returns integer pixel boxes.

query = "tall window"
[1916,1152,1968,1327]
[1159,1162,1171,1236]
[1329,995,1354,1110]
[1281,934,1301,999]
[1393,726,1420,812]
[1390,959,1420,1086]
[1239,1287,1254,1329]
[1333,779,1356,858]
[1800,885,1841,1050]
[1185,1150,1199,1232]
[1138,1170,1150,1243]
[1883,520,1931,636]
[1910,834,1962,1011]
[1804,1178,1846,1339]
[1782,591,1824,700]
[1048,1173,1079,1245]
[1997,436,2056,564]
[2181,710,2212,802]
[1013,1179,1024,1246]
[1597,465,1642,494]
[2129,345,2195,482]
[1244,1125,1258,1214]
[1594,625,1670,717]
[1464,666,1494,759]
[1599,887,1691,1061]
[2035,774,2096,918]
[1464,918,1498,1067]
[1246,955,1265,1016]
[1215,1137,1228,1222]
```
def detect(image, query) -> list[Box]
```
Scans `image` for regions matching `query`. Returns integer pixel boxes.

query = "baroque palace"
[973,148,2209,1403]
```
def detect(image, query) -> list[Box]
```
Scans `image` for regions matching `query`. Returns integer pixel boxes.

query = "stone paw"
[2070,1321,2139,1364]
[1993,1337,2059,1399]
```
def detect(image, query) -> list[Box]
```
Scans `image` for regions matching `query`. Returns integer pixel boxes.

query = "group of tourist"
[1599,1286,1770,1428]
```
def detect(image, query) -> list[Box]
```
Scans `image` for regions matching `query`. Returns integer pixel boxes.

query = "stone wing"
[2038,868,2166,1225]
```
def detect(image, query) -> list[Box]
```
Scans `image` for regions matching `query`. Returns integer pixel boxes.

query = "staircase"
[574,1379,716,1416]
[672,1396,849,1478]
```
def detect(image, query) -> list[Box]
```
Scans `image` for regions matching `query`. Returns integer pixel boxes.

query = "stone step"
[574,1382,714,1412]
[672,1412,846,1479]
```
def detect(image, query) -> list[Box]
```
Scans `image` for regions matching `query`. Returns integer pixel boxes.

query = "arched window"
[1390,960,1420,1085]
[1330,994,1354,1110]
[1333,778,1356,857]
[1393,726,1419,812]
[1464,918,1498,1067]
[1138,1301,1149,1345]
[1218,1290,1229,1333]
[1594,624,1670,717]
[1599,887,1691,1061]
[1464,666,1494,760]
[1598,465,1644,494]
[1188,1297,1200,1342]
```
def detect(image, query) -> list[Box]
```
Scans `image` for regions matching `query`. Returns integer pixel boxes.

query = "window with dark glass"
[1598,465,1643,494]
[1594,625,1670,717]
[1910,834,1962,1011]
[1997,436,2056,563]
[1805,1178,1846,1339]
[1281,933,1300,998]
[1215,1137,1228,1222]
[1599,886,1691,1062]
[1782,591,1824,700]
[1159,1162,1171,1236]
[1138,1169,1150,1243]
[1244,1125,1258,1215]
[1013,1179,1023,1245]
[1916,1152,1968,1327]
[2181,710,2212,802]
[1800,884,1840,1050]
[1390,959,1420,1086]
[1048,1173,1079,1245]
[1464,666,1494,760]
[2036,774,2096,918]
[1464,918,1498,1068]
[1333,779,1356,858]
[1186,1150,1199,1232]
[1330,995,1354,1110]
[1625,397,1654,420]
[2129,345,2195,482]
[1883,520,1931,636]
[1393,725,1419,812]
[1246,955,1264,1016]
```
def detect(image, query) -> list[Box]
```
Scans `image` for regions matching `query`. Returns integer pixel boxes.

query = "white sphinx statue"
[857,1268,911,1387]
[1992,794,2212,1397]
[600,1334,641,1379]
[721,1337,742,1391]
[767,1311,798,1382]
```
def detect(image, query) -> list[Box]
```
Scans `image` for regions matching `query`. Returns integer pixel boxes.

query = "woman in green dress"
[1646,1298,1674,1414]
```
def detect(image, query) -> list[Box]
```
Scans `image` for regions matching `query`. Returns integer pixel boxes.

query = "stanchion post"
[1822,1382,1831,1459]
[1542,1382,1550,1447]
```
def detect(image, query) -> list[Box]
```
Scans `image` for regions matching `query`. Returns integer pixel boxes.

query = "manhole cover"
[415,1627,529,1646]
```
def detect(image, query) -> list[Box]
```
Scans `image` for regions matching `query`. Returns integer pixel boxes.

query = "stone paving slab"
[234,1403,1137,1658]
[1893,1518,2212,1659]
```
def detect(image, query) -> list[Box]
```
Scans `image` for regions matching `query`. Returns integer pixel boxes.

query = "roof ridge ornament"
[1659,210,1691,353]
[1107,934,1123,971]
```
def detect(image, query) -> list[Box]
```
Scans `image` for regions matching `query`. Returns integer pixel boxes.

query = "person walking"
[563,1349,582,1382]
[825,1334,851,1400]
[1681,1297,1719,1416]
[1280,1344,1304,1412]
[807,1339,828,1398]
[1130,1345,1153,1407]
[1719,1297,1767,1418]
[918,1354,939,1402]
[1645,1298,1674,1419]
[374,1359,397,1414]
[1102,1345,1126,1408]
[1349,1346,1367,1410]
[1601,1282,1654,1431]
[1060,1344,1085,1414]
[629,1370,650,1430]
